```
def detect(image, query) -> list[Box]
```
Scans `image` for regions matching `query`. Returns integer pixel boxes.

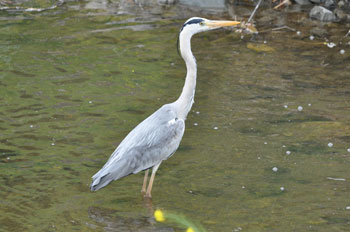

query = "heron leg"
[145,162,161,198]
[141,169,149,193]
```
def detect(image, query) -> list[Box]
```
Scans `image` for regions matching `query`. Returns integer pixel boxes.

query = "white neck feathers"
[173,30,197,120]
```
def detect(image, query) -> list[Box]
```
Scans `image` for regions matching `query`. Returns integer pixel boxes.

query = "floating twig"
[271,25,296,32]
[345,29,350,37]
[274,0,291,9]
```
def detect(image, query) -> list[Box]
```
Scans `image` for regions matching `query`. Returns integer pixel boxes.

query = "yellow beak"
[205,20,241,28]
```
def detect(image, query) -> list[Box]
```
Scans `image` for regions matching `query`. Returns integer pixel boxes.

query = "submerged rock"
[294,0,312,5]
[179,0,226,9]
[309,6,337,22]
[338,0,345,8]
[334,8,350,22]
[309,0,323,3]
[310,26,328,37]
[246,43,275,53]
[324,0,335,10]
[157,0,176,5]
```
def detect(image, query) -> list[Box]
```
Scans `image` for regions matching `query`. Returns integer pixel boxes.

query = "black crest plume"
[177,18,204,56]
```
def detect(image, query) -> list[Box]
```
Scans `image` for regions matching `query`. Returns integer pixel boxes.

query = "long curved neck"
[174,31,197,120]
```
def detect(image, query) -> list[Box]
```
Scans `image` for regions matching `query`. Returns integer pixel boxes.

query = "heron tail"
[90,173,113,191]
[90,159,131,191]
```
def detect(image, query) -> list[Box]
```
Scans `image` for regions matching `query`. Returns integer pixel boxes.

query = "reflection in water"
[88,204,174,232]
[88,201,205,232]
[153,209,207,232]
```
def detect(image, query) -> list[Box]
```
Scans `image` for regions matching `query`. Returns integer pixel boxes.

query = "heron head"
[180,17,241,36]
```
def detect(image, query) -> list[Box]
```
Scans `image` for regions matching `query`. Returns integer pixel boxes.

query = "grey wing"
[90,104,185,191]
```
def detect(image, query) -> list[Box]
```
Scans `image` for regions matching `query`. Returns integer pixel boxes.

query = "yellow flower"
[186,227,195,232]
[154,209,165,222]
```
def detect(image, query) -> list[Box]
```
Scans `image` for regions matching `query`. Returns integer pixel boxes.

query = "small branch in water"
[247,0,263,23]
[237,0,262,35]
[271,25,296,32]
[274,0,291,9]
[345,29,350,37]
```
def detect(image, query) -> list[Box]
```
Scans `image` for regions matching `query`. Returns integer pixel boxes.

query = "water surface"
[0,1,350,232]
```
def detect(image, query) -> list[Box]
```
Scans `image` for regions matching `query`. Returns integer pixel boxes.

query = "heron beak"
[205,20,241,28]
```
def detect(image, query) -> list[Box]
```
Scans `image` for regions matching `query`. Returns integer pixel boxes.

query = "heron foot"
[141,190,151,199]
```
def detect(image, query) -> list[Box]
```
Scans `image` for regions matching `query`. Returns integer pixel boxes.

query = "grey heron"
[90,17,241,198]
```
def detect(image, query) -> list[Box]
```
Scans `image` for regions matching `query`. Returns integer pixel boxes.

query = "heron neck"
[174,31,197,120]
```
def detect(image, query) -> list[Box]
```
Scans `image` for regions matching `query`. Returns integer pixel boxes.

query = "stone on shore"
[309,6,337,22]
[294,0,312,5]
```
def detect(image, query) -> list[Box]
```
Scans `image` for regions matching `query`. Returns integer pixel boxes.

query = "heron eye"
[199,22,205,26]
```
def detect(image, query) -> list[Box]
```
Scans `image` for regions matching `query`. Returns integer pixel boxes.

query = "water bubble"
[242,186,245,189]
[196,111,200,114]
[264,142,267,145]
[286,151,291,155]
[280,187,285,191]
[309,35,314,40]
[6,157,10,160]
[346,206,350,210]
[308,103,312,106]
[340,49,345,54]
[297,106,303,111]
[89,101,93,104]
[30,125,34,128]
[284,105,288,109]
[296,31,301,36]
[272,167,278,172]
[264,40,267,44]
[193,123,198,126]
[328,143,333,148]
[213,126,218,130]
[347,148,350,152]
[282,145,286,148]
[51,143,55,146]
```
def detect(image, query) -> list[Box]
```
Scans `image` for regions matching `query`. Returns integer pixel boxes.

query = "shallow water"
[1,1,350,232]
